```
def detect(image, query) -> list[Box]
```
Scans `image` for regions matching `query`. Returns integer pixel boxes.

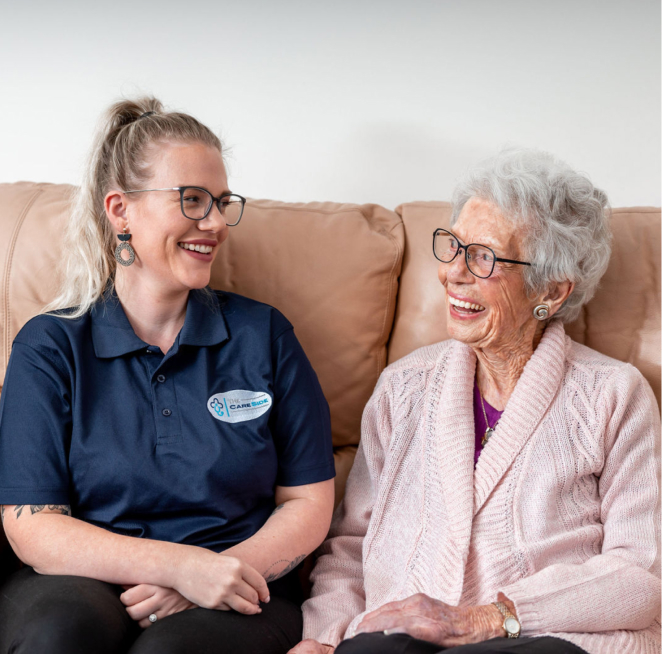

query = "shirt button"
[157,374,166,383]
[162,408,172,417]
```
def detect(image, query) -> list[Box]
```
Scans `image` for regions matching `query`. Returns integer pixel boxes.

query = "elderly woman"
[0,98,335,654]
[292,149,660,654]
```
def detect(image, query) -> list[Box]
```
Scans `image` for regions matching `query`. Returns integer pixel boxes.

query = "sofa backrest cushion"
[0,183,404,455]
[0,182,73,379]
[389,201,661,407]
[208,198,404,448]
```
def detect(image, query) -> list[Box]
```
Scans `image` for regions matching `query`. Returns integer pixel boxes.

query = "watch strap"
[492,601,521,639]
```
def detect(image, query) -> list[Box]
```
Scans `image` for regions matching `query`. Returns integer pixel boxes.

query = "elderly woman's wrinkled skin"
[354,594,506,644]
[289,198,576,654]
[439,198,573,409]
[292,594,507,653]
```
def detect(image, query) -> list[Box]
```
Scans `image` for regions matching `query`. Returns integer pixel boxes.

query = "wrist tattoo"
[263,554,306,582]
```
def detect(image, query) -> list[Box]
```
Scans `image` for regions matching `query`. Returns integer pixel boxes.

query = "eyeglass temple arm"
[123,188,181,194]
[495,257,531,266]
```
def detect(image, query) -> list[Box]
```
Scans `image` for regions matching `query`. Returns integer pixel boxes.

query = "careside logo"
[207,390,272,423]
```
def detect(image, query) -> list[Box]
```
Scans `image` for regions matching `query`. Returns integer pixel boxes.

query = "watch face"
[504,617,520,635]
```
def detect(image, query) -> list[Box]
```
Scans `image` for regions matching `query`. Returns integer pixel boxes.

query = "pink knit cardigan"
[303,320,661,654]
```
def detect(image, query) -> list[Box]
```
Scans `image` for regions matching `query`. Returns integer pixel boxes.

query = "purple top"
[473,378,504,466]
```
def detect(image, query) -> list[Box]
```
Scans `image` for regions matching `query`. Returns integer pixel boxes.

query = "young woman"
[0,98,335,654]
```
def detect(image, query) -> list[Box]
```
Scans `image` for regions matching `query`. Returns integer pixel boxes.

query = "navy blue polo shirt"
[0,289,335,552]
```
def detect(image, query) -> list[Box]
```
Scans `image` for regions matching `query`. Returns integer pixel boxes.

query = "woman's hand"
[287,639,335,654]
[172,549,270,615]
[354,593,505,647]
[120,584,196,628]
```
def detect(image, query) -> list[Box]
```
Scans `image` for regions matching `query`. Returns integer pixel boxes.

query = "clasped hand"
[120,552,269,628]
[120,584,197,628]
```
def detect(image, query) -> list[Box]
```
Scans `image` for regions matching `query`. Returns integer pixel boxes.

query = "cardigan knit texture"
[302,320,661,654]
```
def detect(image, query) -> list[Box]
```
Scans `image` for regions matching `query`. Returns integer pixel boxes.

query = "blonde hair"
[44,97,223,318]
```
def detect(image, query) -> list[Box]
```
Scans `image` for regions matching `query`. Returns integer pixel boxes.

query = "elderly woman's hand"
[354,593,505,647]
[287,639,335,654]
[120,584,197,628]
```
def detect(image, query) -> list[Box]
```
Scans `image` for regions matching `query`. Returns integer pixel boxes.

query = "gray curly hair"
[450,148,612,322]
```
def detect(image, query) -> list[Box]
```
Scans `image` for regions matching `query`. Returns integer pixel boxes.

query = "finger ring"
[148,613,158,623]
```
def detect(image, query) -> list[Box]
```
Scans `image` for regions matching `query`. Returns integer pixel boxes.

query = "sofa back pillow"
[208,197,404,452]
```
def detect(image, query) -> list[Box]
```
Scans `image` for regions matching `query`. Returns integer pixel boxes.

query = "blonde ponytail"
[44,97,222,318]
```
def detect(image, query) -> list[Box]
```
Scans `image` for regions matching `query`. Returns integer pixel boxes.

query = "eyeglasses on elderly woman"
[123,186,246,225]
[432,227,531,279]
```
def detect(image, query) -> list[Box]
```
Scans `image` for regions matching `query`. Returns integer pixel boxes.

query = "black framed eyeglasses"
[432,228,531,279]
[123,187,246,226]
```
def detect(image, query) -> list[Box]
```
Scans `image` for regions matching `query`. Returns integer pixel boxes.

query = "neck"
[475,322,545,410]
[114,272,189,354]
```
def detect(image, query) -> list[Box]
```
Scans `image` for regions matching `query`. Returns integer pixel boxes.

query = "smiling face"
[438,197,542,352]
[109,140,230,294]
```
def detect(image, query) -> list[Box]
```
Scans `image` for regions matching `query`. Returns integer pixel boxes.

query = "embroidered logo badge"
[207,390,272,423]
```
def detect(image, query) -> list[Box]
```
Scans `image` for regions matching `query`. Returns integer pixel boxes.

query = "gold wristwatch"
[493,601,521,639]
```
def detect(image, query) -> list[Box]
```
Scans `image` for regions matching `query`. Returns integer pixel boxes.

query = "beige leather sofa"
[0,182,659,582]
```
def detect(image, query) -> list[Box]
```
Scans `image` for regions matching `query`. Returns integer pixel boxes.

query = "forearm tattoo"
[263,554,306,583]
[12,505,71,519]
[270,504,285,517]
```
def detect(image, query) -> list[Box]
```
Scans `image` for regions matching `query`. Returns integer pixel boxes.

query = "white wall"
[1,0,659,209]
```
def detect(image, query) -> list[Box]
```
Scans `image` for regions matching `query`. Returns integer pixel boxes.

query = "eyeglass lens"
[434,230,496,278]
[180,188,244,225]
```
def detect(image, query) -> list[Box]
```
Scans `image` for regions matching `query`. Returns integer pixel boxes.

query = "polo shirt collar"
[178,288,229,348]
[91,288,228,359]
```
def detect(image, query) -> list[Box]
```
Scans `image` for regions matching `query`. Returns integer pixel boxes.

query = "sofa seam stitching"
[246,202,388,217]
[377,223,404,383]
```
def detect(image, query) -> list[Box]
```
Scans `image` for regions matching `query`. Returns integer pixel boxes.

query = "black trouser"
[0,567,302,654]
[336,632,588,654]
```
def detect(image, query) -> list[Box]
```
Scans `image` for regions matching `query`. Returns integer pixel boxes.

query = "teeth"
[448,296,485,311]
[178,243,213,254]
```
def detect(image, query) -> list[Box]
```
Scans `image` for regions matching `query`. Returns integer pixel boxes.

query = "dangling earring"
[115,226,135,267]
[533,304,549,320]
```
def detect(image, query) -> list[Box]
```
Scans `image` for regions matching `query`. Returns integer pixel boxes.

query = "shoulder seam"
[272,324,294,343]
[11,339,71,380]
